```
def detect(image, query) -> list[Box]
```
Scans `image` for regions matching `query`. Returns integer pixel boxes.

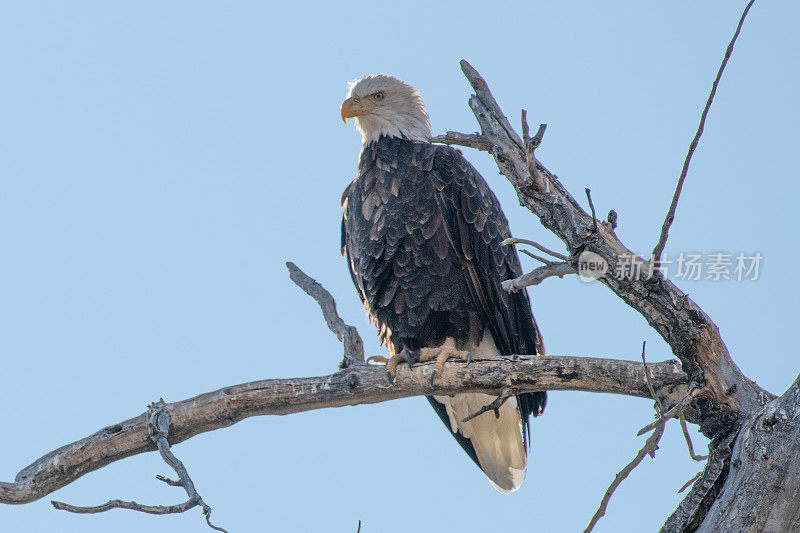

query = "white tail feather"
[433,333,527,493]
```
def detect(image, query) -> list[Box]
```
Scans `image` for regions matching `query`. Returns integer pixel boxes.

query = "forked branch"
[431,58,772,420]
[51,400,227,532]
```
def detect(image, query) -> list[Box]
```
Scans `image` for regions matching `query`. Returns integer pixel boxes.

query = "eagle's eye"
[373,91,384,100]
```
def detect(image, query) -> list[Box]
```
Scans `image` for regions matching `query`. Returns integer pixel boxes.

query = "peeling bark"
[0,355,686,505]
[695,375,800,532]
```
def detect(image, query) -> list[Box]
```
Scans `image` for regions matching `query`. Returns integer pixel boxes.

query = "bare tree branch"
[286,262,364,368]
[585,188,598,234]
[680,416,709,462]
[432,59,774,421]
[677,471,703,494]
[51,400,227,532]
[461,386,515,423]
[429,132,492,151]
[501,237,571,262]
[502,262,576,292]
[651,0,756,263]
[585,421,668,533]
[637,391,695,436]
[51,498,198,515]
[0,355,687,506]
[518,249,557,265]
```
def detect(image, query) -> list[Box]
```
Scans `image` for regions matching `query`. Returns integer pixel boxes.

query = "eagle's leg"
[412,338,472,387]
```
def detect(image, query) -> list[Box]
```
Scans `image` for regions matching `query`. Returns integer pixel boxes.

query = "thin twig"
[461,387,515,423]
[652,0,756,262]
[531,123,547,149]
[637,391,693,436]
[678,471,704,494]
[521,109,531,144]
[501,237,572,262]
[519,249,557,266]
[520,111,537,184]
[585,188,598,233]
[502,262,576,292]
[149,401,228,533]
[680,416,709,461]
[357,519,362,532]
[584,421,667,533]
[641,341,664,417]
[287,262,364,368]
[52,400,228,532]
[156,475,183,487]
[51,499,198,515]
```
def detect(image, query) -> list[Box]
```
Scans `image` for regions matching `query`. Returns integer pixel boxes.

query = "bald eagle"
[340,74,546,493]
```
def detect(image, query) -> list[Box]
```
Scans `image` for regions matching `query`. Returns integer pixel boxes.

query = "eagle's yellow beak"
[341,97,359,124]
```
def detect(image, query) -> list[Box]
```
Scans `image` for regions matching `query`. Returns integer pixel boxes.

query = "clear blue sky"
[1,2,798,532]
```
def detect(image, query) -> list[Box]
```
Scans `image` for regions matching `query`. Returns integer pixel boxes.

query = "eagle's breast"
[342,137,478,352]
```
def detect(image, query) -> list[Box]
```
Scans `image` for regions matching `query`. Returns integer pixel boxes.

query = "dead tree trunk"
[665,375,800,532]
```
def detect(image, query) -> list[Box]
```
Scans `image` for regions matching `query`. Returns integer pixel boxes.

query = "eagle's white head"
[341,74,432,145]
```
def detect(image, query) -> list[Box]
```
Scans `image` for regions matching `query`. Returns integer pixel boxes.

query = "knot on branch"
[147,399,171,441]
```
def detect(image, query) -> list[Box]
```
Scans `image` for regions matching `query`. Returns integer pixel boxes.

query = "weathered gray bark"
[0,355,686,506]
[696,375,800,532]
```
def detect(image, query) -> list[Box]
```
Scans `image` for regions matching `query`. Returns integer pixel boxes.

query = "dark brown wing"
[427,145,546,448]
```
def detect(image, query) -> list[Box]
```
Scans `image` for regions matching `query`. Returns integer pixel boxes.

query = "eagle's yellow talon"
[414,340,472,386]
[370,352,413,385]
